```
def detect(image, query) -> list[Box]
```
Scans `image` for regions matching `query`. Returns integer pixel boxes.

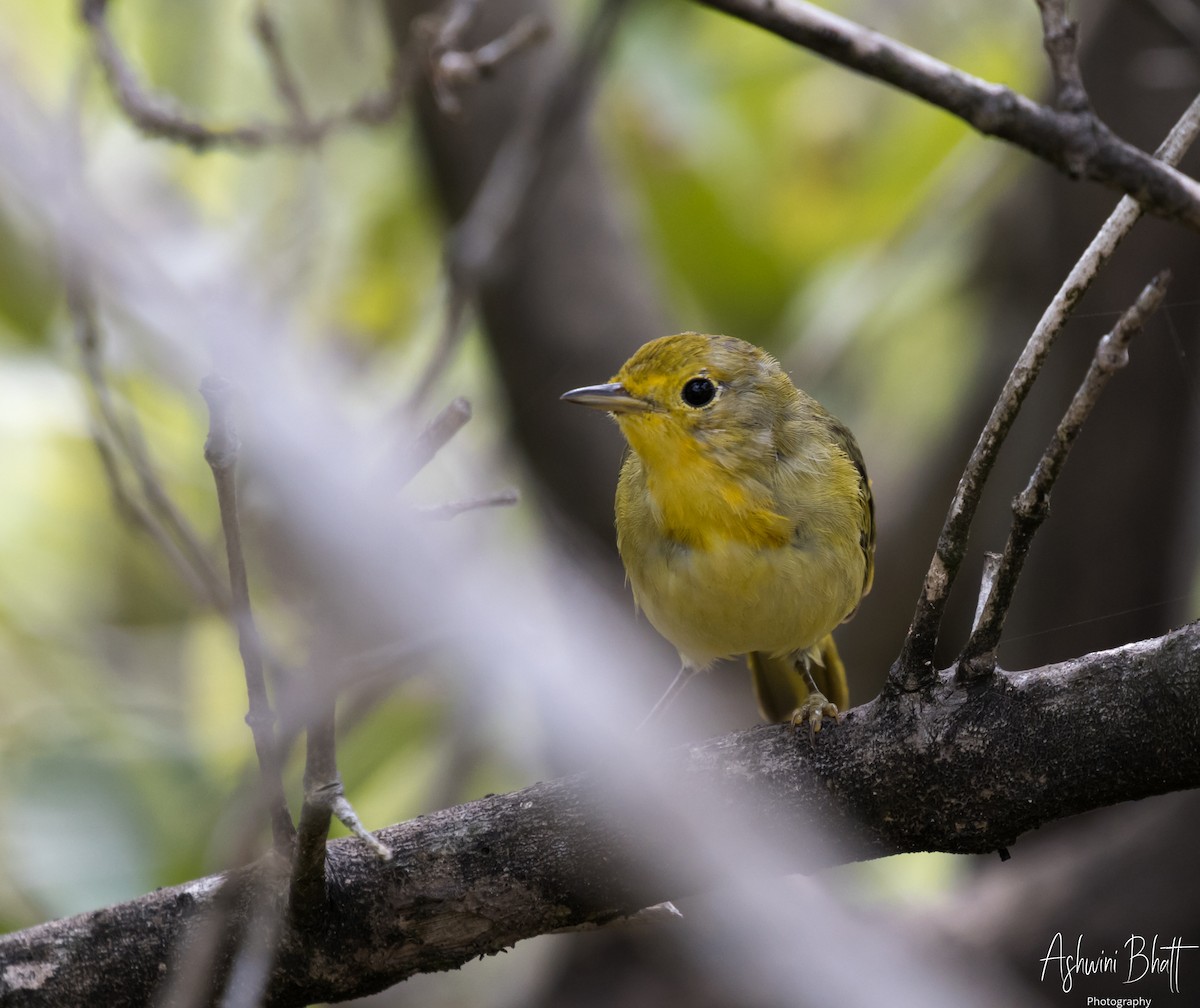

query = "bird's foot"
[790,692,839,741]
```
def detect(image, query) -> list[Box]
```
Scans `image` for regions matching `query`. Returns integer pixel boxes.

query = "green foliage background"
[0,0,1044,981]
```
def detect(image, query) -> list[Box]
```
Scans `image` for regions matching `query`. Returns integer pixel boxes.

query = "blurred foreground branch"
[4,618,1197,1006]
[201,376,296,855]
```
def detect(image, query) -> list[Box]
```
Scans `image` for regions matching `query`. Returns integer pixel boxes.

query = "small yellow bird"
[562,332,874,731]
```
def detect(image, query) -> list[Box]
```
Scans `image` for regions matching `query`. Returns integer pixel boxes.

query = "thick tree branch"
[694,0,1200,231]
[4,620,1197,1006]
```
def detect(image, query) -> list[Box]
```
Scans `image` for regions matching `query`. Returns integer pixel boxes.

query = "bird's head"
[561,332,794,470]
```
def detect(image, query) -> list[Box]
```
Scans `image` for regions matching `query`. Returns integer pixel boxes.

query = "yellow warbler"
[562,332,874,731]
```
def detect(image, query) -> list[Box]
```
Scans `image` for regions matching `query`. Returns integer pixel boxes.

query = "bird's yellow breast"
[615,444,865,669]
[616,414,793,550]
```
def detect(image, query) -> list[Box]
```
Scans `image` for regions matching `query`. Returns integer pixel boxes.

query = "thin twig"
[89,428,216,602]
[424,0,551,117]
[66,273,232,610]
[408,0,632,405]
[696,0,1200,227]
[468,16,550,75]
[417,488,520,520]
[959,271,1171,674]
[201,375,296,853]
[252,0,313,132]
[289,708,337,919]
[893,91,1200,689]
[79,0,408,151]
[291,670,391,928]
[64,268,299,993]
[431,13,550,116]
[398,398,518,520]
[398,395,473,486]
[297,749,393,889]
[432,0,483,49]
[970,553,1003,637]
[451,0,628,283]
[1034,0,1090,115]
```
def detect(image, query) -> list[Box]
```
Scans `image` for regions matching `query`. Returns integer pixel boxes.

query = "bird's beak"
[560,382,652,414]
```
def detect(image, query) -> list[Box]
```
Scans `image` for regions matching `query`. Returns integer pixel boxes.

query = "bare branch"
[4,619,1198,1006]
[252,0,313,131]
[960,271,1171,672]
[79,0,408,151]
[392,396,519,519]
[289,713,336,922]
[969,553,1002,637]
[201,375,296,853]
[465,15,549,76]
[894,91,1200,687]
[292,694,391,926]
[695,0,1200,229]
[397,395,472,486]
[426,0,551,117]
[416,488,520,519]
[66,274,232,610]
[1034,0,1089,114]
[87,426,216,600]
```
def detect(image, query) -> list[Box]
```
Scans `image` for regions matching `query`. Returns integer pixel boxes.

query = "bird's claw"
[791,691,839,743]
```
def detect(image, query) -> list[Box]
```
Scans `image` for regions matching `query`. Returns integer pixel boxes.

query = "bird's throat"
[625,423,791,550]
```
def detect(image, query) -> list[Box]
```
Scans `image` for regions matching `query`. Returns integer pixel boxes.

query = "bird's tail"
[747,635,850,724]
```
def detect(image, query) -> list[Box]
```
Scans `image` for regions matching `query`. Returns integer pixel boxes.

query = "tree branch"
[4,620,1197,1006]
[201,376,295,854]
[894,90,1200,684]
[416,488,520,519]
[694,0,1200,230]
[423,0,551,117]
[79,0,410,150]
[1035,0,1089,114]
[67,273,232,611]
[252,0,314,132]
[395,395,473,486]
[960,271,1171,671]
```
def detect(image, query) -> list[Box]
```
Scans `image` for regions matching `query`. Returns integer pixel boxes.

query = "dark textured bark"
[3,620,1197,1007]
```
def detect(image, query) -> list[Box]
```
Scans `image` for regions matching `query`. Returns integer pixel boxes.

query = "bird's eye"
[681,377,717,407]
